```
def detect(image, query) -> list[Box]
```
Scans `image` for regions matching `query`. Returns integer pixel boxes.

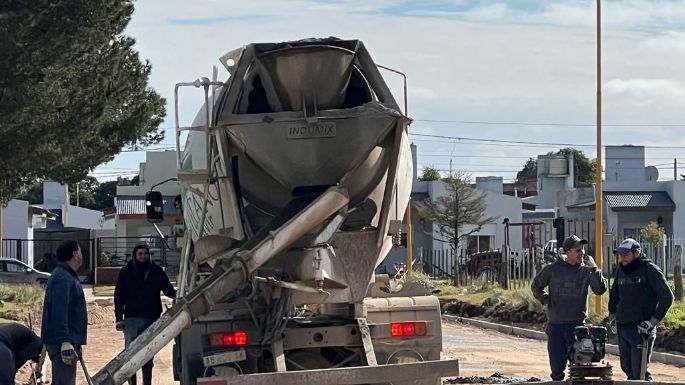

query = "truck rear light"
[209,331,248,347]
[390,322,427,337]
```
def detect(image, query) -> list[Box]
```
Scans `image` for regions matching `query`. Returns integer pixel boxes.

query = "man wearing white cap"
[608,238,673,381]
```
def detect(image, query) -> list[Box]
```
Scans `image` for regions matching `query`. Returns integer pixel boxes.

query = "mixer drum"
[214,40,402,216]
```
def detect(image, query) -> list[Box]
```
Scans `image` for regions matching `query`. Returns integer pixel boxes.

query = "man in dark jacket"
[114,243,176,385]
[40,240,87,385]
[531,235,608,381]
[0,322,43,385]
[608,238,673,381]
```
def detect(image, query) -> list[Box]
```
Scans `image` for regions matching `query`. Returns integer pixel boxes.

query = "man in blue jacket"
[41,240,87,385]
[608,238,673,380]
[114,243,176,385]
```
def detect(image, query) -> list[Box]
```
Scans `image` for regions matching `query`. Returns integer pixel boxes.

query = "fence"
[2,236,172,283]
[421,240,685,290]
[418,246,547,289]
[606,237,684,281]
[95,237,168,269]
[3,238,96,276]
[530,220,596,257]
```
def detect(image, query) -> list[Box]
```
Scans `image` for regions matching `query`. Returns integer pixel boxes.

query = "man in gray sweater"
[531,235,608,381]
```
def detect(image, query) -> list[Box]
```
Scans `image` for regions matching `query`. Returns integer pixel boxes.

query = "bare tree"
[416,171,496,251]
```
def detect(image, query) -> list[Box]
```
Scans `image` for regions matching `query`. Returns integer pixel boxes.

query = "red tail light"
[209,331,248,347]
[390,322,428,337]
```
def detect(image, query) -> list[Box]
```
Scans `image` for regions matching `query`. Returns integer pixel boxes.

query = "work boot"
[142,366,153,385]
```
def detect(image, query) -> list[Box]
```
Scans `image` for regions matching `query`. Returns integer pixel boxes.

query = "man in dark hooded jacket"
[0,322,43,385]
[608,238,673,380]
[531,235,607,381]
[114,243,176,385]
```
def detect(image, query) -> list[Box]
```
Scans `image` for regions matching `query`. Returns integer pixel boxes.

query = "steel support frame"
[197,359,459,385]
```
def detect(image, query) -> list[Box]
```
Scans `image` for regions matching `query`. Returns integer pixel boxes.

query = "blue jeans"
[124,318,156,385]
[545,323,579,380]
[617,325,656,380]
[45,344,78,385]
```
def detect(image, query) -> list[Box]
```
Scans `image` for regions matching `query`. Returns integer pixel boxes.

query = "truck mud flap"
[196,359,458,385]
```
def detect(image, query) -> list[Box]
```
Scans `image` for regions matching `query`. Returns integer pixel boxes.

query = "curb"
[442,315,685,367]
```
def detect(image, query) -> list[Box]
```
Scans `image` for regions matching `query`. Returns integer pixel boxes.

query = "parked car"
[0,258,51,285]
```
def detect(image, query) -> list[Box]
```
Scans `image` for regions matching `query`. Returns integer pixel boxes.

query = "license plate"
[202,349,246,367]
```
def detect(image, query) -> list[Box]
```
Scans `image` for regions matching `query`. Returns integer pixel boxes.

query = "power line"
[120,146,178,153]
[417,153,683,161]
[412,119,685,127]
[410,133,685,149]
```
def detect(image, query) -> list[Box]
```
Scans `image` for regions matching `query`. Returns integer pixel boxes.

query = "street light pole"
[594,0,604,315]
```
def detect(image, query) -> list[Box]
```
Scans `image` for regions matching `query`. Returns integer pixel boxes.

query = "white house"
[42,180,111,230]
[381,144,525,272]
[1,199,58,265]
[115,150,182,240]
[603,145,680,240]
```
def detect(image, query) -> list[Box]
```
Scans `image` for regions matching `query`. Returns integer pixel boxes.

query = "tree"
[515,148,596,187]
[16,181,43,204]
[0,0,166,202]
[638,221,683,299]
[70,176,99,207]
[415,171,496,251]
[516,158,537,182]
[639,221,665,245]
[420,166,441,181]
[15,176,122,210]
[92,180,118,209]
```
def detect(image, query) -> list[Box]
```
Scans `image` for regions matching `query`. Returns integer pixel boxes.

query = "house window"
[467,235,492,254]
[623,228,642,240]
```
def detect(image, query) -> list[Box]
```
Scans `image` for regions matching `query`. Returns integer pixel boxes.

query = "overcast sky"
[93,0,685,183]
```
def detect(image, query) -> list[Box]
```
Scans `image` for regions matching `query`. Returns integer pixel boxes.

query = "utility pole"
[594,0,604,315]
[0,203,3,258]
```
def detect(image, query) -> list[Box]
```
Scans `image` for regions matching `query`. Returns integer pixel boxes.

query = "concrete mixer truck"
[92,37,459,385]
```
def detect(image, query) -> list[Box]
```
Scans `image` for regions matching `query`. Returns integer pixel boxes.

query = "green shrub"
[98,251,113,267]
[663,301,685,328]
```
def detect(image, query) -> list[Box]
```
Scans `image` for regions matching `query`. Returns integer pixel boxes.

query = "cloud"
[603,78,685,122]
[604,78,685,102]
[168,14,270,26]
[464,3,510,22]
[101,0,685,182]
[641,31,685,53]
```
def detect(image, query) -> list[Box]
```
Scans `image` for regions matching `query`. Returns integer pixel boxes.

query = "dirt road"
[26,300,683,384]
[73,320,685,385]
[441,321,684,382]
[75,324,175,385]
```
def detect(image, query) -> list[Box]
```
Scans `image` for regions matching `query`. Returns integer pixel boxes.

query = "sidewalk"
[82,284,114,300]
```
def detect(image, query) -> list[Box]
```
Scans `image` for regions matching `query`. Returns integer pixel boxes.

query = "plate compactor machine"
[569,325,613,384]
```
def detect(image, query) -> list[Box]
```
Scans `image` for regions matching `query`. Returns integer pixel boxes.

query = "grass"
[0,283,44,303]
[432,278,685,328]
[663,300,685,328]
[0,283,44,322]
[94,285,115,296]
